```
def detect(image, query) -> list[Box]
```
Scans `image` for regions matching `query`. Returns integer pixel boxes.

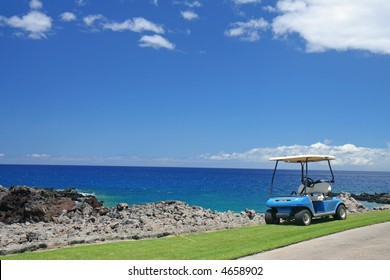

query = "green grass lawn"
[2,210,390,260]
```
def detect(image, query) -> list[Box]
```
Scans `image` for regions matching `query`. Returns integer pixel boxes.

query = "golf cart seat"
[297,182,332,201]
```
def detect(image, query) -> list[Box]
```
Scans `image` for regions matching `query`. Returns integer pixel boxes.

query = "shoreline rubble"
[0,185,387,255]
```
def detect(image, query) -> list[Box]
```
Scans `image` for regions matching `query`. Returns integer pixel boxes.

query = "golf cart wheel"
[265,210,280,224]
[334,204,347,220]
[295,209,312,226]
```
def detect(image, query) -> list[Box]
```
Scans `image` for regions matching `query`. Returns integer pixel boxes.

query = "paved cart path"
[239,221,390,260]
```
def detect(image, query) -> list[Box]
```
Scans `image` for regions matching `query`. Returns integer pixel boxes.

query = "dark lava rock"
[0,185,9,202]
[84,197,103,208]
[351,193,390,204]
[0,186,101,224]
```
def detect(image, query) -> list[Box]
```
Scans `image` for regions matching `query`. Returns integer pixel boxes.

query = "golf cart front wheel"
[265,210,280,224]
[295,209,312,226]
[334,204,347,220]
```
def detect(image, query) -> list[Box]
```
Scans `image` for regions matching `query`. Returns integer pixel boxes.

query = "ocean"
[0,164,389,213]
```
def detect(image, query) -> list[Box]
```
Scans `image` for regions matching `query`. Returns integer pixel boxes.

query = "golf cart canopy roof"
[269,155,335,163]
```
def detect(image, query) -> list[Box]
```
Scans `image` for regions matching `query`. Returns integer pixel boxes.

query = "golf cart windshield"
[269,155,335,197]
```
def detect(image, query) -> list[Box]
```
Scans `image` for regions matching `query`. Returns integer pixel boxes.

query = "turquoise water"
[0,165,389,212]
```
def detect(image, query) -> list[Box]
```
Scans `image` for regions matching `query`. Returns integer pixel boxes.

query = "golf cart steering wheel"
[301,177,315,188]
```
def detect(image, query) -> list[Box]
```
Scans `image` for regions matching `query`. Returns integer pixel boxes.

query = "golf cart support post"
[269,155,335,197]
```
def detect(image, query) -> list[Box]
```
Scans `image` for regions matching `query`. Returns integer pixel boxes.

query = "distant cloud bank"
[2,142,389,171]
[202,142,390,170]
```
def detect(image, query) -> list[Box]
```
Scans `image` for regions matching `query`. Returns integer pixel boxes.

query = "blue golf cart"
[265,155,347,226]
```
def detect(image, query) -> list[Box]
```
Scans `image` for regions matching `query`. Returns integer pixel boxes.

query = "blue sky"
[1,0,390,170]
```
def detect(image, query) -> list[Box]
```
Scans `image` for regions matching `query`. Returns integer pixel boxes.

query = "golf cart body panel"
[265,155,346,225]
[267,196,344,218]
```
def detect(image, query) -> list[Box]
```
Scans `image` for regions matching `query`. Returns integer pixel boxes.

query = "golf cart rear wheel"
[334,204,347,220]
[265,210,280,224]
[295,209,312,226]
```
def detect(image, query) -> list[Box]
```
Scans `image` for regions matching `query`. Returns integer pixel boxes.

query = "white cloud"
[4,11,52,39]
[0,153,4,157]
[139,34,175,50]
[181,10,199,21]
[60,12,77,22]
[104,17,164,34]
[80,15,170,49]
[151,0,158,6]
[225,18,268,41]
[202,142,390,169]
[233,0,262,4]
[83,14,107,32]
[185,1,202,8]
[75,0,87,6]
[28,153,50,158]
[272,0,390,54]
[29,0,43,10]
[83,14,105,26]
[263,5,277,13]
[174,1,202,8]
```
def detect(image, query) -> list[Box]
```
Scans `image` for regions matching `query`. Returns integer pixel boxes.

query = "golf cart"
[265,155,346,226]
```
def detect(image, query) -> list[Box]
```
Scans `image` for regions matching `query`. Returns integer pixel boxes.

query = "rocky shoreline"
[0,185,388,255]
[0,185,264,255]
[351,193,390,205]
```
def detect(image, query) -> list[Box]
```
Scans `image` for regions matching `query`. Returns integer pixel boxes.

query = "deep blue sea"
[0,165,389,213]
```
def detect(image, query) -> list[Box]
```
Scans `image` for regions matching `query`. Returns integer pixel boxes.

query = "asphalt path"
[239,221,390,260]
